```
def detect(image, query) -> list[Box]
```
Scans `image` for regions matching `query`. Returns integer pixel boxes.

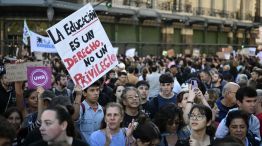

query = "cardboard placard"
[5,61,43,82]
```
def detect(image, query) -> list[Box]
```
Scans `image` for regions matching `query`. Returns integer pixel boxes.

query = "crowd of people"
[0,51,262,146]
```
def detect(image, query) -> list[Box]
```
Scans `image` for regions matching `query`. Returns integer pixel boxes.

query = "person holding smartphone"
[183,79,210,124]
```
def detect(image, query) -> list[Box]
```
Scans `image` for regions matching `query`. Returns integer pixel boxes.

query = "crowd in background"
[0,51,262,146]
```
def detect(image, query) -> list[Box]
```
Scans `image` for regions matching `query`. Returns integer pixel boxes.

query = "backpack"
[80,103,85,117]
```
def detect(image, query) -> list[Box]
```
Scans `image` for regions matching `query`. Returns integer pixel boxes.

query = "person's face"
[229,118,247,141]
[178,93,189,110]
[123,90,140,108]
[109,72,116,79]
[251,72,259,80]
[40,110,65,143]
[84,86,100,104]
[28,91,38,109]
[166,117,180,133]
[212,74,219,83]
[225,85,239,103]
[7,112,22,131]
[237,97,257,114]
[115,86,125,102]
[59,77,68,88]
[1,74,10,86]
[0,137,12,146]
[160,83,173,96]
[105,107,123,131]
[170,67,178,76]
[189,108,210,131]
[199,72,209,83]
[119,75,127,84]
[137,85,149,100]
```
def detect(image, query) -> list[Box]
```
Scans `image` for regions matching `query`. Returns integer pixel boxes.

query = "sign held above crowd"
[46,3,118,89]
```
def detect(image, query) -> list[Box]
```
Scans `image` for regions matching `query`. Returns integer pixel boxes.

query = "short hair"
[159,73,173,83]
[189,104,214,136]
[213,136,245,146]
[222,82,239,97]
[236,87,257,103]
[84,80,101,91]
[118,71,127,77]
[100,102,124,129]
[120,86,139,107]
[0,116,16,141]
[136,80,150,88]
[150,65,158,72]
[55,74,67,83]
[44,105,75,137]
[226,110,249,130]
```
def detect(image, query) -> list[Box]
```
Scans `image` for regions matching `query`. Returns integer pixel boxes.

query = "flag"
[23,19,30,45]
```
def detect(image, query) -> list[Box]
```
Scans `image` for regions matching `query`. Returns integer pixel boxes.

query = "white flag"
[30,31,57,53]
[23,19,30,45]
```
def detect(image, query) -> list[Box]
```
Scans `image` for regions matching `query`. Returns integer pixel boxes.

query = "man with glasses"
[215,87,261,140]
[215,82,240,122]
[121,87,141,127]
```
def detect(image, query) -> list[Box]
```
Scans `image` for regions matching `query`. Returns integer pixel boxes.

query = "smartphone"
[191,80,198,90]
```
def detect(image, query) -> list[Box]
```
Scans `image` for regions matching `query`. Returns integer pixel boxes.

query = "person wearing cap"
[148,73,177,118]
[116,62,126,73]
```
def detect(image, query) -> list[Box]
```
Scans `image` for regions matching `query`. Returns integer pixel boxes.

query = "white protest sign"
[248,47,256,56]
[125,48,136,57]
[192,49,200,57]
[46,3,118,89]
[30,31,57,53]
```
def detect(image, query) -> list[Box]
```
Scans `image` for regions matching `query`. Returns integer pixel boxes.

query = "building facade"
[0,0,261,56]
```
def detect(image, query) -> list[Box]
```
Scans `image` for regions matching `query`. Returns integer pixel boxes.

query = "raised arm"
[72,84,82,121]
[36,86,45,121]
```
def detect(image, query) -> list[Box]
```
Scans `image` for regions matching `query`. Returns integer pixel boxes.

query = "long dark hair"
[154,103,185,133]
[4,107,23,123]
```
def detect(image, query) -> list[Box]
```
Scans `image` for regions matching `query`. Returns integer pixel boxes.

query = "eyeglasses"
[126,95,139,100]
[188,114,206,121]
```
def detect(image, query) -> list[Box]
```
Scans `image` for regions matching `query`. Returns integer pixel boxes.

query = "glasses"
[126,95,139,100]
[188,114,206,121]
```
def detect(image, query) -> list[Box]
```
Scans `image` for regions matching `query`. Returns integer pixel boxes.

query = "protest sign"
[162,50,167,56]
[30,31,57,53]
[46,3,118,89]
[5,61,43,82]
[125,48,136,57]
[27,67,51,89]
[167,49,175,57]
[192,49,200,57]
[248,47,256,56]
